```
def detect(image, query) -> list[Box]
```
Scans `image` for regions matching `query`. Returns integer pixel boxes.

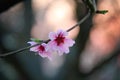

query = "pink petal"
[27,41,37,45]
[38,51,52,60]
[59,45,69,54]
[46,52,52,61]
[64,39,75,47]
[57,30,68,37]
[38,43,52,60]
[30,46,38,52]
[56,47,64,55]
[41,43,47,48]
[63,47,69,53]
[28,41,38,52]
[49,32,57,40]
[48,41,57,50]
[38,52,46,57]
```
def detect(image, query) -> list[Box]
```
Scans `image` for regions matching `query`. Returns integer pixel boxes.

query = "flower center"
[38,45,45,52]
[55,33,65,46]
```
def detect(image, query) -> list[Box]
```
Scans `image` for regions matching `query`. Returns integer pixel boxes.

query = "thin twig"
[67,10,90,32]
[0,44,40,57]
[0,11,90,57]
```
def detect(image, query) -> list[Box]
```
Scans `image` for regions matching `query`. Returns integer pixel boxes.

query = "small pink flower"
[48,30,75,55]
[28,41,52,60]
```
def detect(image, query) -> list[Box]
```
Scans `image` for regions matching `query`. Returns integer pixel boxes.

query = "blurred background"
[0,0,120,80]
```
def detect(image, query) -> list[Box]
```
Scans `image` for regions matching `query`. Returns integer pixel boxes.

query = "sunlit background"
[0,0,120,80]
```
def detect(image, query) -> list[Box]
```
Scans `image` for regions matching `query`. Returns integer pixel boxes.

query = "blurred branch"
[92,0,97,11]
[82,0,95,13]
[0,0,23,13]
[84,44,120,75]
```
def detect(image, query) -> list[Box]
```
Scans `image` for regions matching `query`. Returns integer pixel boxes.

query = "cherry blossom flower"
[28,41,52,60]
[48,30,75,55]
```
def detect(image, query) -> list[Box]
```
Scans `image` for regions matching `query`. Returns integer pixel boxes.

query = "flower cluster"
[28,30,75,60]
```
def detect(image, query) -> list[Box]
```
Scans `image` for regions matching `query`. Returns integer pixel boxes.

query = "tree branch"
[0,11,90,57]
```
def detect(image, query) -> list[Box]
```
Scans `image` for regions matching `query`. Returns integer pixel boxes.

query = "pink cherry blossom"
[48,30,75,55]
[28,41,52,60]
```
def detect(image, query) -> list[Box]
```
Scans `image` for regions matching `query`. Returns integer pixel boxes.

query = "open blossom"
[28,41,52,60]
[48,30,75,55]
